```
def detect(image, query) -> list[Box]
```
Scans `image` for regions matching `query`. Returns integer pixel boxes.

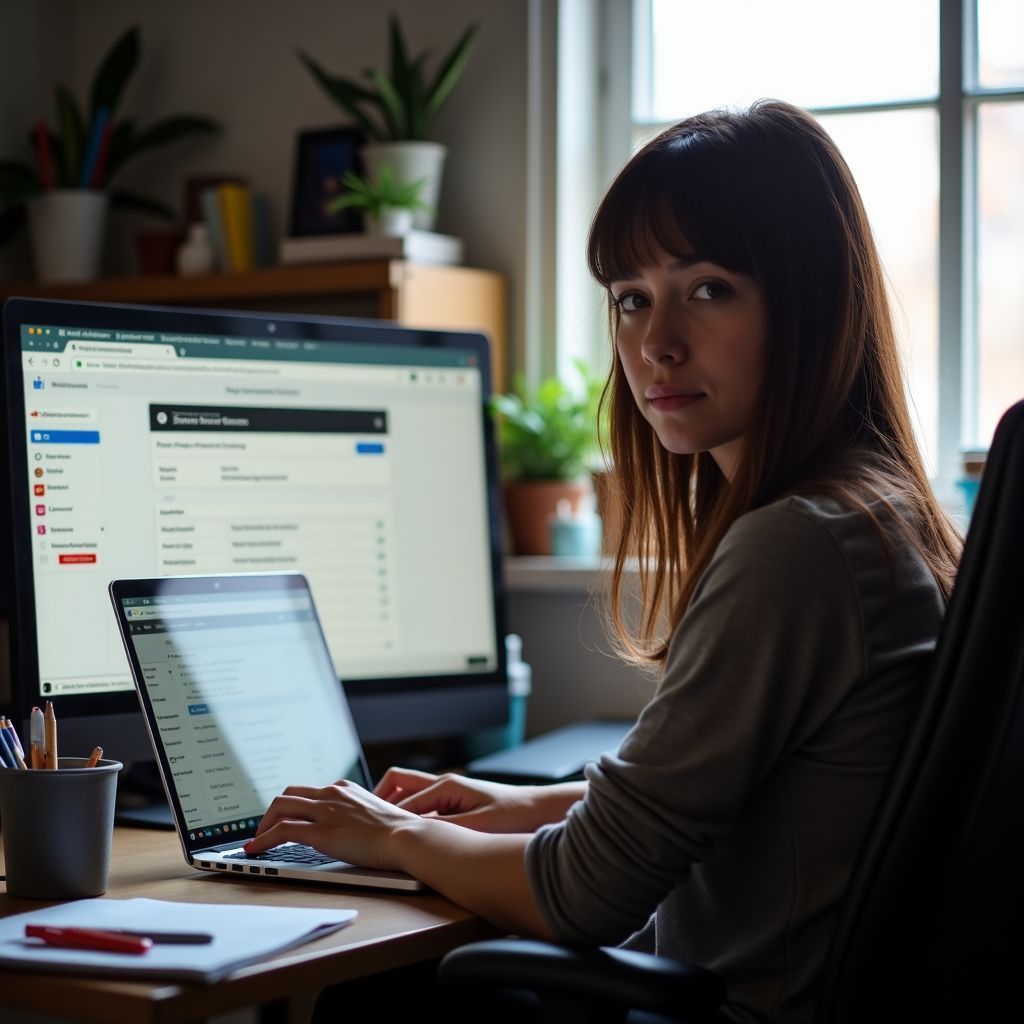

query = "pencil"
[1,720,27,770]
[30,742,43,770]
[43,700,58,770]
[85,745,103,768]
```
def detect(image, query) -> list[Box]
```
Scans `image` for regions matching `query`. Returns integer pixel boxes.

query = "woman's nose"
[641,311,686,365]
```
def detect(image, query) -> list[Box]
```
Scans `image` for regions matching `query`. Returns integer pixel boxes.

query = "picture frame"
[289,126,364,237]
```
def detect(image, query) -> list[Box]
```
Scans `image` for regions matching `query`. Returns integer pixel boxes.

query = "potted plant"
[0,26,219,282]
[297,15,478,231]
[491,361,606,556]
[328,165,430,237]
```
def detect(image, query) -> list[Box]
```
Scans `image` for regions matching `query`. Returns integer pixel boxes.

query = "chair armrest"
[438,939,726,1016]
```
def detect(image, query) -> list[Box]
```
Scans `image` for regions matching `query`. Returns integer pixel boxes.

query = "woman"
[245,101,960,1022]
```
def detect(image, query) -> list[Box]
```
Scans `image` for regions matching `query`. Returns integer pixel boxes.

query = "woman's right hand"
[373,767,585,833]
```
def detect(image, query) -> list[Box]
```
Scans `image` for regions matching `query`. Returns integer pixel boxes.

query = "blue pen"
[79,107,109,188]
[0,721,19,769]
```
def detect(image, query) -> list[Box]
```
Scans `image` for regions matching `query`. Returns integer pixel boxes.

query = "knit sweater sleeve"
[525,502,866,944]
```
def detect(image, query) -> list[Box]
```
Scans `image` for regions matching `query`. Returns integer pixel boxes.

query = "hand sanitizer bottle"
[549,493,603,557]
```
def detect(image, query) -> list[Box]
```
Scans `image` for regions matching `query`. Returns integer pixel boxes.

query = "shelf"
[0,259,508,391]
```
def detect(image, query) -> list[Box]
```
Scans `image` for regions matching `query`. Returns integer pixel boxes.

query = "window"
[618,0,1024,495]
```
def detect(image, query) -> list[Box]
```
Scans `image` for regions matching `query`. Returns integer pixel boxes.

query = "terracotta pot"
[502,479,590,556]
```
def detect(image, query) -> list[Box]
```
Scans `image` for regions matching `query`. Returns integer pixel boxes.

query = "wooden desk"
[0,827,496,1023]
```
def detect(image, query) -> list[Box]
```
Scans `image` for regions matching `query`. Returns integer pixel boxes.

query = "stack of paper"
[0,897,357,983]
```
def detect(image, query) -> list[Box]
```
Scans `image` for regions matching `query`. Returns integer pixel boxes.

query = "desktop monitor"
[1,297,508,776]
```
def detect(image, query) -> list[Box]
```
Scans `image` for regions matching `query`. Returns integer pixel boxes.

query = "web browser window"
[120,588,364,836]
[20,323,497,698]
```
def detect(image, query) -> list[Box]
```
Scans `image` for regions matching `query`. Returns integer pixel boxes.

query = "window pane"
[818,110,940,474]
[977,0,1024,89]
[645,0,938,120]
[977,102,1024,448]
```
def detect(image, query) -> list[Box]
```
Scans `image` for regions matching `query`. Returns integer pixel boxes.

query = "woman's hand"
[374,767,586,833]
[243,780,417,871]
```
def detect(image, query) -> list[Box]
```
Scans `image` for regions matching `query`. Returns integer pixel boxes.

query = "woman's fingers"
[244,817,319,854]
[395,776,487,817]
[372,767,438,802]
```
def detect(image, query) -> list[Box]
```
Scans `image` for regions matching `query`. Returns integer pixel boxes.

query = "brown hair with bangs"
[589,99,961,666]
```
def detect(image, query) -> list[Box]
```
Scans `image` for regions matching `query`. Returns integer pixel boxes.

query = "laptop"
[109,572,424,892]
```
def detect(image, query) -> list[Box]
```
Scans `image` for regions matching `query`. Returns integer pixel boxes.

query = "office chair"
[439,398,1024,1023]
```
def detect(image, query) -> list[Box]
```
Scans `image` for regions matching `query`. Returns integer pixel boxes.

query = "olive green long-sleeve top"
[526,493,946,1023]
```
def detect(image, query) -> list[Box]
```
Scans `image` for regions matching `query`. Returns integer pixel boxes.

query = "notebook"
[109,573,424,892]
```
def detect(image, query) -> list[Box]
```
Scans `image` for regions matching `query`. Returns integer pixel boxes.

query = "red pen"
[25,925,153,955]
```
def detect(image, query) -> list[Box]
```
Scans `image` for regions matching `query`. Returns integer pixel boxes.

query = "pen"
[25,925,152,955]
[44,700,57,770]
[79,107,109,188]
[4,716,25,758]
[25,925,212,946]
[30,706,44,769]
[34,121,54,190]
[0,720,18,769]
[0,719,27,769]
[86,745,103,768]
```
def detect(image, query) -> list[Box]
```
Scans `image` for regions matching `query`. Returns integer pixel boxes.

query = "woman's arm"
[375,767,587,832]
[243,779,556,938]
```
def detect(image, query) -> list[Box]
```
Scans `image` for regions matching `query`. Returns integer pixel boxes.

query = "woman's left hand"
[243,780,417,871]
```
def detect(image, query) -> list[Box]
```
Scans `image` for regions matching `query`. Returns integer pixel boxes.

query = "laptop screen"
[113,574,369,850]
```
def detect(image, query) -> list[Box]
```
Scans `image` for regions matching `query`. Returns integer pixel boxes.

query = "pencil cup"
[0,757,122,899]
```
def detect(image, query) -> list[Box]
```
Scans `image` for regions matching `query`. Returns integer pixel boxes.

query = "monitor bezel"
[2,296,508,738]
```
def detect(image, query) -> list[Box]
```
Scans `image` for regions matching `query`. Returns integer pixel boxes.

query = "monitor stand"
[115,760,175,830]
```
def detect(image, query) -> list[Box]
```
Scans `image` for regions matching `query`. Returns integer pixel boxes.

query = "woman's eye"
[691,280,732,301]
[613,291,649,313]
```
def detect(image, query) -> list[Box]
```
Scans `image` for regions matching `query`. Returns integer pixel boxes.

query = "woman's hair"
[589,99,961,666]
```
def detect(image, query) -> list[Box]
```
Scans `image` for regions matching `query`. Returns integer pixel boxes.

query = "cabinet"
[1,260,508,391]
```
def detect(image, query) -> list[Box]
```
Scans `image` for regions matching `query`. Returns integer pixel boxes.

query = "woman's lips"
[646,387,705,412]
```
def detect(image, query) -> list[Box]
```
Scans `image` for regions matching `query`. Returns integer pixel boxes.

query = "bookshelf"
[1,259,508,391]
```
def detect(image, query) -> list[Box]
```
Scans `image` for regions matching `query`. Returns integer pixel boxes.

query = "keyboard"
[224,843,335,866]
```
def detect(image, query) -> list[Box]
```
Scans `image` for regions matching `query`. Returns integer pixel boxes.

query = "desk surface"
[0,827,496,1023]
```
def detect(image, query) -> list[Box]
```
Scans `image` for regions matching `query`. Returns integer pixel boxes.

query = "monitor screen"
[2,298,507,761]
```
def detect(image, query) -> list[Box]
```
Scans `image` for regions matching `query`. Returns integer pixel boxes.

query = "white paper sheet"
[0,897,357,983]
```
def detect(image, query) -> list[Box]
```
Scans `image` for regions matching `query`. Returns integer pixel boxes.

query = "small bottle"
[176,223,214,276]
[549,493,603,557]
[504,633,532,748]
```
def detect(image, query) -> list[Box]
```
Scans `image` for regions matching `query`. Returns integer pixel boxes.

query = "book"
[218,183,254,271]
[0,897,357,983]
[279,229,464,267]
[199,188,228,271]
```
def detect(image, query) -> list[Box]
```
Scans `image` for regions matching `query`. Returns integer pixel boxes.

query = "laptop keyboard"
[225,844,336,866]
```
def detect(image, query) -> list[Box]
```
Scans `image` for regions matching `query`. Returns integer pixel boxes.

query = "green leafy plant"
[327,165,430,218]
[491,361,606,481]
[298,15,479,141]
[0,26,220,245]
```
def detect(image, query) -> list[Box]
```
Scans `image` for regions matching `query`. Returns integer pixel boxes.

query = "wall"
[0,0,73,280]
[1,0,530,376]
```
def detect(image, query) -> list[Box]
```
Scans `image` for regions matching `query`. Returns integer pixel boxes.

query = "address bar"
[69,357,410,383]
[126,597,311,619]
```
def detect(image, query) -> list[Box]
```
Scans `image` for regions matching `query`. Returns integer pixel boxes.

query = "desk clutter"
[0,897,357,982]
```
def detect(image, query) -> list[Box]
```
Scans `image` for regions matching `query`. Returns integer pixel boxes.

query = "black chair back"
[820,399,1024,1022]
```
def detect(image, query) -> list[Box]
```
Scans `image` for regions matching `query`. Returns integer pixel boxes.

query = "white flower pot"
[367,208,415,238]
[27,189,109,283]
[361,141,446,231]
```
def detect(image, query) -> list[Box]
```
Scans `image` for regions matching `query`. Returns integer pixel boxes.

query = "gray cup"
[0,757,122,899]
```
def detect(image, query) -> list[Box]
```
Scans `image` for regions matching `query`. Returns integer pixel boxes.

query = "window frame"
[595,0,1024,499]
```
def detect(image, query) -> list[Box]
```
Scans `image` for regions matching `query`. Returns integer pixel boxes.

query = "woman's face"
[611,245,768,480]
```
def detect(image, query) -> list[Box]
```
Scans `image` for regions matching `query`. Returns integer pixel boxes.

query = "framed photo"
[289,126,364,237]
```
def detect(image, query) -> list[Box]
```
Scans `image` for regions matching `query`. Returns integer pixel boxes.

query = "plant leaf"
[102,119,137,182]
[367,69,407,140]
[296,50,383,140]
[0,202,27,247]
[55,84,86,186]
[388,15,411,96]
[424,23,479,128]
[89,26,140,123]
[106,116,219,183]
[109,188,176,221]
